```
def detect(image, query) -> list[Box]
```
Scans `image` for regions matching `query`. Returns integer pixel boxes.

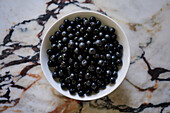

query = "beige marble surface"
[0,0,170,113]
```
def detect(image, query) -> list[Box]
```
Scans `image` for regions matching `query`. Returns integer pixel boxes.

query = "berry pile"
[47,16,123,96]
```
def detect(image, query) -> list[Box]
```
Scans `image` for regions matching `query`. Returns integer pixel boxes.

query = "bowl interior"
[40,11,130,101]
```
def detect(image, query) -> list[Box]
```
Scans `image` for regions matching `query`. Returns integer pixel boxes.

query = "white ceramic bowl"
[40,11,130,101]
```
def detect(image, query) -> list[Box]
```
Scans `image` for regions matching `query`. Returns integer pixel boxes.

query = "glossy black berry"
[86,40,92,46]
[83,20,89,26]
[96,20,101,28]
[78,55,83,61]
[116,51,122,58]
[82,59,87,66]
[93,29,99,35]
[61,31,67,37]
[117,44,123,50]
[76,24,81,30]
[59,24,65,31]
[64,19,70,26]
[67,26,72,32]
[58,70,64,77]
[84,33,89,39]
[96,67,102,73]
[109,27,115,34]
[89,48,96,54]
[69,88,76,95]
[103,25,109,32]
[62,53,67,60]
[99,32,104,37]
[57,43,62,49]
[80,27,85,33]
[61,82,67,90]
[74,48,79,54]
[91,82,97,90]
[82,17,88,21]
[90,22,96,28]
[75,31,80,36]
[111,34,117,40]
[68,40,74,49]
[54,31,60,37]
[95,40,102,46]
[110,77,116,84]
[68,33,74,39]
[47,49,52,55]
[116,59,122,66]
[89,16,96,22]
[86,89,92,96]
[98,60,104,66]
[87,27,92,33]
[49,35,56,42]
[50,55,56,62]
[70,20,75,26]
[52,71,59,79]
[48,60,53,67]
[62,37,67,43]
[75,17,81,23]
[79,42,85,49]
[106,54,111,60]
[78,90,84,96]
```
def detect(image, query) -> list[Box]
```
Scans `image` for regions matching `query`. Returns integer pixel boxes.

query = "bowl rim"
[40,10,130,101]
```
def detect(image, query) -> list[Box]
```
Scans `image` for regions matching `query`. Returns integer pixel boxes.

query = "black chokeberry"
[89,48,96,54]
[49,35,56,42]
[75,31,80,36]
[83,20,89,26]
[99,32,104,37]
[75,17,81,23]
[67,26,72,32]
[62,37,67,43]
[74,48,79,54]
[61,82,67,90]
[54,31,60,37]
[106,54,111,60]
[69,88,76,95]
[93,29,99,35]
[82,59,87,66]
[50,55,56,62]
[68,40,74,49]
[116,51,122,58]
[103,25,109,32]
[89,16,96,22]
[64,19,70,26]
[52,71,59,79]
[78,90,84,96]
[110,77,116,84]
[79,42,85,49]
[59,24,65,31]
[110,27,115,34]
[80,27,85,33]
[87,27,92,32]
[61,31,67,37]
[68,33,74,38]
[70,20,75,26]
[111,34,117,40]
[76,24,81,30]
[90,22,96,28]
[116,59,122,66]
[96,20,101,28]
[95,40,102,46]
[47,49,52,55]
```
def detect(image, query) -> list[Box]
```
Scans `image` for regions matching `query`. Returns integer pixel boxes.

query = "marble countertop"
[0,0,170,113]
